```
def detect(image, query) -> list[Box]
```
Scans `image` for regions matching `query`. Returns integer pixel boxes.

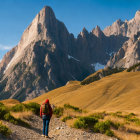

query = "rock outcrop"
[103,11,140,37]
[106,32,140,68]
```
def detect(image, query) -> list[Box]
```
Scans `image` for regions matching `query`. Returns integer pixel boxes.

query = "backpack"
[42,103,50,115]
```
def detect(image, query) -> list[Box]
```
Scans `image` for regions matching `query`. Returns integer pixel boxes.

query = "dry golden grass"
[113,129,140,140]
[0,99,20,106]
[26,71,140,114]
[11,111,33,120]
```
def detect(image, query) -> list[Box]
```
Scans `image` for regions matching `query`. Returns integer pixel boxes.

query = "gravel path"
[1,115,118,140]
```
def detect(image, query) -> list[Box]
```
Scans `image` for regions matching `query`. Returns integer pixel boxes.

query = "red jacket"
[40,99,53,118]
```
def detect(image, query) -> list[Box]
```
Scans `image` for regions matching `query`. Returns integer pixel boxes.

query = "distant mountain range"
[0,6,140,101]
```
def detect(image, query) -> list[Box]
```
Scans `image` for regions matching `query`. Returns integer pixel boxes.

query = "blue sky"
[0,0,140,60]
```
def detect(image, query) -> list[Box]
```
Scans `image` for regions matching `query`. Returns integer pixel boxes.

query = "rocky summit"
[103,11,140,37]
[0,6,128,101]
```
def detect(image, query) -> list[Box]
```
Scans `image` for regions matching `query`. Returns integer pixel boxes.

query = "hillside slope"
[29,71,140,113]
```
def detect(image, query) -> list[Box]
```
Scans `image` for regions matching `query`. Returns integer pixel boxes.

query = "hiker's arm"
[40,106,42,118]
[49,105,53,118]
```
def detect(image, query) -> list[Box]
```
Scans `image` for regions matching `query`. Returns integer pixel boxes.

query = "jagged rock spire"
[92,25,104,38]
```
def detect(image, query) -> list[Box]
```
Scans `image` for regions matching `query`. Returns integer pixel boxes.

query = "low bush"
[110,121,122,129]
[105,129,114,137]
[124,114,140,125]
[53,107,64,117]
[4,112,30,128]
[62,116,72,122]
[93,120,114,137]
[73,116,98,129]
[64,104,82,113]
[0,121,11,136]
[0,105,9,120]
[25,102,40,115]
[11,102,40,115]
[0,104,30,128]
[0,102,4,106]
[93,120,111,133]
[11,103,26,112]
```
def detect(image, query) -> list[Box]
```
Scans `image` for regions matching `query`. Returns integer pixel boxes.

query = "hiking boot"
[45,136,50,138]
[41,134,45,137]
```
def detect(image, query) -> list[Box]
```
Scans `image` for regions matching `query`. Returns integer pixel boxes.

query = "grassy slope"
[0,99,20,106]
[26,71,140,113]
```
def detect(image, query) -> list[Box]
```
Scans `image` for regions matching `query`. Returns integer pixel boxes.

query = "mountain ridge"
[0,6,132,101]
[103,10,140,37]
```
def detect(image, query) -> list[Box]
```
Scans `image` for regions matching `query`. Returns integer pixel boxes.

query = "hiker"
[40,99,52,138]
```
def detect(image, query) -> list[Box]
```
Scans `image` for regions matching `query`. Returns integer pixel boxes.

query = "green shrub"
[0,102,4,106]
[3,112,30,128]
[53,107,64,117]
[11,102,40,115]
[73,116,98,129]
[64,104,82,113]
[25,102,40,115]
[129,113,136,116]
[11,103,26,112]
[110,121,121,129]
[105,129,114,137]
[81,68,124,85]
[0,122,11,136]
[0,106,9,120]
[125,115,140,125]
[0,104,30,128]
[93,120,111,133]
[62,116,72,122]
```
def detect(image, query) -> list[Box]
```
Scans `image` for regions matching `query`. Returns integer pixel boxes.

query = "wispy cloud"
[0,44,12,50]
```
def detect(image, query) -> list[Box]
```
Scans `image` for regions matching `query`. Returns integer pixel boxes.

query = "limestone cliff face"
[103,11,140,37]
[0,6,92,101]
[106,32,140,68]
[0,46,17,75]
[73,27,128,66]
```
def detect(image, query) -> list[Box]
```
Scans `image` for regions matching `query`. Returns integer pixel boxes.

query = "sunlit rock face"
[106,32,140,69]
[104,11,140,38]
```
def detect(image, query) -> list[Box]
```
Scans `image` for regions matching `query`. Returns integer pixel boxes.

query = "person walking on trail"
[40,99,52,138]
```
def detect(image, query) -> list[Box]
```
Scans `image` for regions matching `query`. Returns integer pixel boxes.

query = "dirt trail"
[1,115,118,140]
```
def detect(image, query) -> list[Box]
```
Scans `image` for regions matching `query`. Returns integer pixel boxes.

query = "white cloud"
[0,44,12,50]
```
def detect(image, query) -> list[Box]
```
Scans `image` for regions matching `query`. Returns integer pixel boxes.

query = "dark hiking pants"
[42,115,50,136]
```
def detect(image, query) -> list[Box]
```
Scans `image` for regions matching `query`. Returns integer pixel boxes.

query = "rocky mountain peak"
[92,25,104,38]
[37,6,57,30]
[134,10,140,21]
[103,19,125,36]
[116,19,124,25]
[80,27,89,37]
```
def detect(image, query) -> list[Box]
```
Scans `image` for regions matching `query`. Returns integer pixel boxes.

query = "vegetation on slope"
[0,121,11,136]
[0,102,30,128]
[127,62,140,72]
[81,67,124,85]
[52,103,140,139]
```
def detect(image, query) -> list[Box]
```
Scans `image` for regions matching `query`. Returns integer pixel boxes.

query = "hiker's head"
[45,99,49,104]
